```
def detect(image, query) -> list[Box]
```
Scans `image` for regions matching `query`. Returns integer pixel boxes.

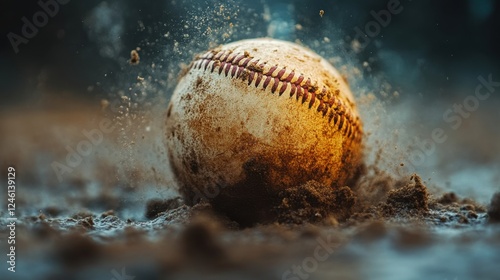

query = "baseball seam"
[190,50,362,141]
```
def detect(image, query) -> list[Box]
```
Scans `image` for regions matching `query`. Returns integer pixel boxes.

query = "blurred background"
[1,1,500,279]
[1,0,500,206]
[2,0,500,104]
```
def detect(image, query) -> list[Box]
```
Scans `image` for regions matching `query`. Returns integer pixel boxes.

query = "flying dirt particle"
[137,76,145,82]
[319,10,325,17]
[100,99,109,111]
[130,49,140,65]
[351,39,362,53]
[295,24,303,31]
[487,192,500,223]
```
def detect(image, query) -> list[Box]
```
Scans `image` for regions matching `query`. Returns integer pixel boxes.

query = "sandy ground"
[1,102,500,280]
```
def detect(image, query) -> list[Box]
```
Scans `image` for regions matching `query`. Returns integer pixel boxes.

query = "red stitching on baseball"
[190,50,362,141]
[233,55,245,65]
[241,57,252,67]
[255,73,263,88]
[271,78,280,93]
[276,68,286,80]
[263,76,272,89]
[213,51,223,61]
[226,53,236,63]
[279,82,287,96]
[248,71,255,85]
[266,65,278,76]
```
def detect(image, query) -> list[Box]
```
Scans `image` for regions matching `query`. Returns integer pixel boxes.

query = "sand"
[1,104,499,280]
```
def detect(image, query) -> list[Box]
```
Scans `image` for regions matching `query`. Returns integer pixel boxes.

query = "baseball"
[165,38,363,223]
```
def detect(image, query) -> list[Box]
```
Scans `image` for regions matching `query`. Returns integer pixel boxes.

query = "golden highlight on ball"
[165,38,363,224]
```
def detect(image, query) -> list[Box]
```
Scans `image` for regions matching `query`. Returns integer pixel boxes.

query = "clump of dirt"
[274,181,356,224]
[180,172,489,230]
[382,174,429,217]
[145,197,184,219]
[422,191,487,226]
[436,192,459,204]
[210,173,436,226]
[344,173,430,223]
[78,216,95,230]
[487,192,500,223]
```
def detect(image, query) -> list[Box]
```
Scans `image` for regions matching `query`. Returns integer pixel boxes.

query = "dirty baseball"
[165,38,363,223]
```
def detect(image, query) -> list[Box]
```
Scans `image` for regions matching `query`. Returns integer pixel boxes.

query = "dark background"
[1,0,499,107]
